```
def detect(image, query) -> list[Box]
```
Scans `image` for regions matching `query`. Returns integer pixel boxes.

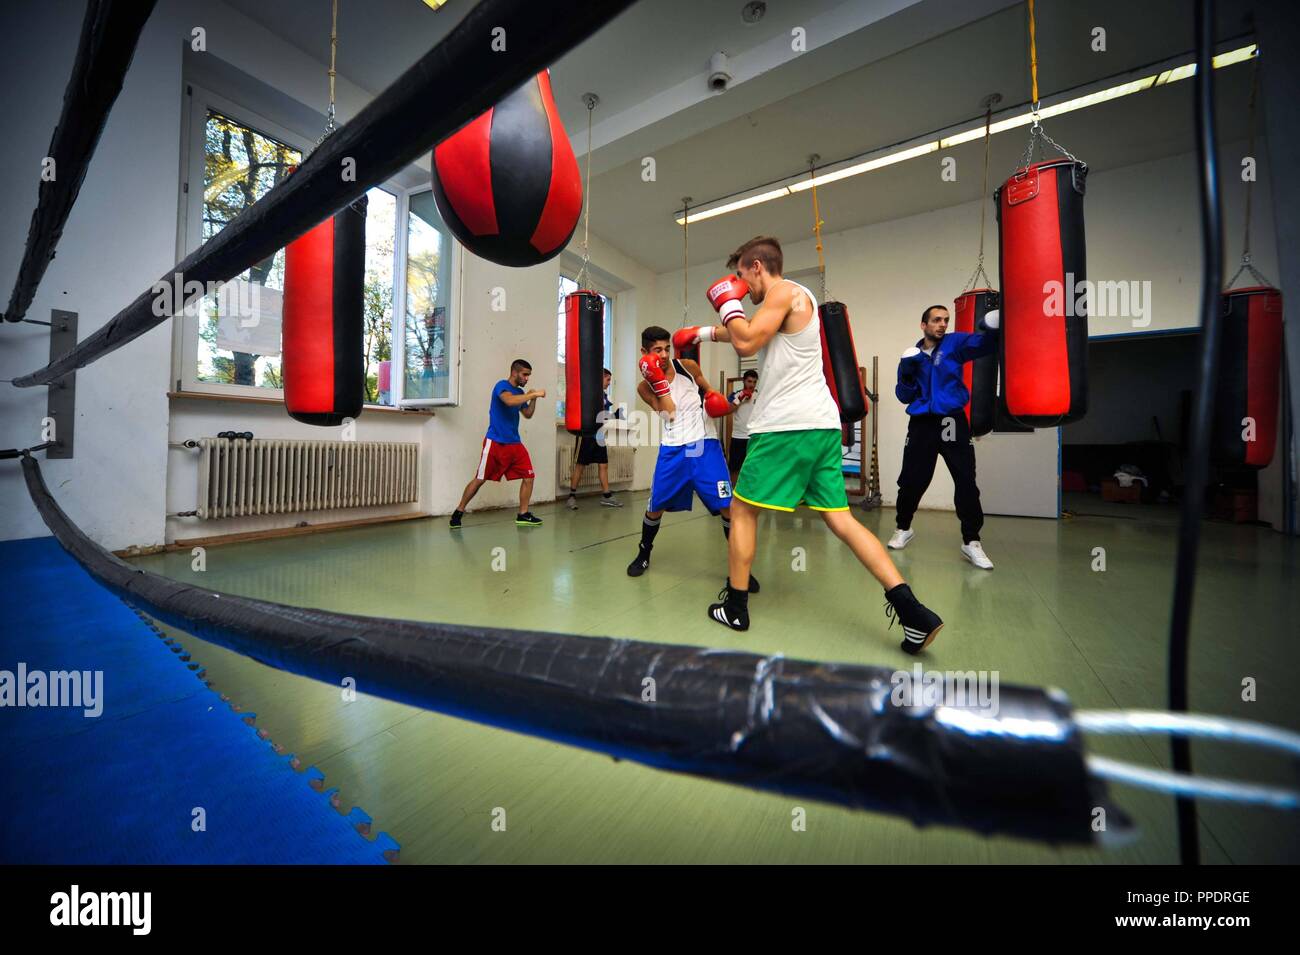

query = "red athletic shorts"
[477,438,534,481]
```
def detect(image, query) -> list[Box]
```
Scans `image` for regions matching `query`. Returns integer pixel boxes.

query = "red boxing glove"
[639,354,670,398]
[740,387,754,401]
[706,274,747,324]
[703,390,732,418]
[672,325,716,352]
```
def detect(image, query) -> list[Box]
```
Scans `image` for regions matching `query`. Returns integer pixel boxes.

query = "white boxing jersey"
[660,358,709,446]
[746,280,841,434]
[730,390,756,439]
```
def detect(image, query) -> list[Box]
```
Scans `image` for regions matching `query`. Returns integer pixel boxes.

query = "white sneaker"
[887,528,915,550]
[566,495,578,510]
[961,541,994,569]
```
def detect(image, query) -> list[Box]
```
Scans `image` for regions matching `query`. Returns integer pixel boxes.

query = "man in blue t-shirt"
[450,358,546,529]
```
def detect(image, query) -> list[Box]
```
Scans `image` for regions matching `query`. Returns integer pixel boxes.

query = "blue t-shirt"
[487,379,525,444]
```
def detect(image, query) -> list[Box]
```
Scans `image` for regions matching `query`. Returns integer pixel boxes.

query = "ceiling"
[220,0,1266,273]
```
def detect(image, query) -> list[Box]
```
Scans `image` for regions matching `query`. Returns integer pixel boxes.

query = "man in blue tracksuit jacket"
[889,304,999,569]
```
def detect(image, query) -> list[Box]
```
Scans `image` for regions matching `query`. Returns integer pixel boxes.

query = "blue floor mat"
[0,536,398,864]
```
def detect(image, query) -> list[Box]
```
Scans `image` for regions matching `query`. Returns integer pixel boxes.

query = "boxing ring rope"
[14,451,1110,845]
[4,0,1297,851]
[17,450,1300,844]
[1164,0,1226,866]
[10,0,638,387]
[2,0,157,326]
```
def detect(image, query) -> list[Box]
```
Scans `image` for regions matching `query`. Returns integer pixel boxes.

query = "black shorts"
[576,435,608,466]
[727,437,750,473]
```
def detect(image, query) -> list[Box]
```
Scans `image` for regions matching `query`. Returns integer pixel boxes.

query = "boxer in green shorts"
[692,235,945,653]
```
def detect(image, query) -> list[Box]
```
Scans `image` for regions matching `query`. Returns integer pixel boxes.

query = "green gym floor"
[133,494,1300,863]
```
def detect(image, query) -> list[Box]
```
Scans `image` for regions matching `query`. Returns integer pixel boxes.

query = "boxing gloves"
[899,346,926,381]
[706,274,747,324]
[639,354,670,398]
[673,325,716,351]
[980,309,1000,332]
[703,391,732,418]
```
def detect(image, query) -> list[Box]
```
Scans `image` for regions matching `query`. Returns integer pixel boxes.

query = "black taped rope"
[19,452,1115,846]
[2,0,157,325]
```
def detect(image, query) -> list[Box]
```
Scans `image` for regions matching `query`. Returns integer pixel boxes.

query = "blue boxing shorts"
[649,438,732,513]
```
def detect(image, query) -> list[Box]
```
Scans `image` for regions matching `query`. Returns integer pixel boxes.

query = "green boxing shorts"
[733,429,850,512]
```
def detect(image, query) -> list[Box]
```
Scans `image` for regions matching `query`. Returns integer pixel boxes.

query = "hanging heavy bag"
[954,289,1000,437]
[1211,286,1283,467]
[282,194,367,426]
[995,158,1089,427]
[431,70,582,268]
[673,338,700,365]
[819,301,867,423]
[564,289,605,436]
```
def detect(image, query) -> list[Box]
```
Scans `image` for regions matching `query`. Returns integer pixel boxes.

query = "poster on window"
[214,279,283,356]
[423,307,446,374]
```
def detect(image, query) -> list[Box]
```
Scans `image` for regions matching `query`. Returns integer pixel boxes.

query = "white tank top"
[661,359,709,446]
[746,280,841,434]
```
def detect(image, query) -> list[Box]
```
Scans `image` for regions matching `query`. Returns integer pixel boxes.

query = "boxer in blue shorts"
[626,325,758,593]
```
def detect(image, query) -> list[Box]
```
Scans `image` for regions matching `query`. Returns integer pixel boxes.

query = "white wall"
[1,0,184,550]
[651,144,1280,523]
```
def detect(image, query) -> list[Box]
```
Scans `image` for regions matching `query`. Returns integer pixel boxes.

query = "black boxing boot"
[708,582,749,632]
[627,543,652,577]
[884,583,943,654]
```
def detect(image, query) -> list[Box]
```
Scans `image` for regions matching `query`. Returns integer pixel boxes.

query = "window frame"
[393,184,464,409]
[172,83,408,407]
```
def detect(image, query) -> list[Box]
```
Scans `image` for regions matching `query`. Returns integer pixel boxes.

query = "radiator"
[556,440,635,488]
[196,438,419,519]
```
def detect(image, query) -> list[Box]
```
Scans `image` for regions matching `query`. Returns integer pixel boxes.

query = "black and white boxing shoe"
[884,583,943,654]
[708,583,749,632]
[626,543,652,577]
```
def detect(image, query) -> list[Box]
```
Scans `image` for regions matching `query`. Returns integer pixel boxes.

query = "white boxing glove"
[981,309,1000,331]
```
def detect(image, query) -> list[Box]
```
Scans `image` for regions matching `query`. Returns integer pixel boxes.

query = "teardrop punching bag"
[282,194,367,426]
[954,289,1000,436]
[431,70,582,267]
[819,301,868,423]
[995,158,1089,426]
[1212,286,1284,467]
[564,289,605,436]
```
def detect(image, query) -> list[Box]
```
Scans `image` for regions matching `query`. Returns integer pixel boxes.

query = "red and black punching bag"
[954,289,1000,437]
[282,194,367,426]
[674,335,700,365]
[995,159,1089,427]
[431,71,582,267]
[564,289,605,436]
[819,301,868,423]
[1212,286,1283,467]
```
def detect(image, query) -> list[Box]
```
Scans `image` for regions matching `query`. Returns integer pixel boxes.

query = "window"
[400,190,456,404]
[195,109,300,390]
[363,190,397,404]
[555,275,614,422]
[177,87,401,405]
